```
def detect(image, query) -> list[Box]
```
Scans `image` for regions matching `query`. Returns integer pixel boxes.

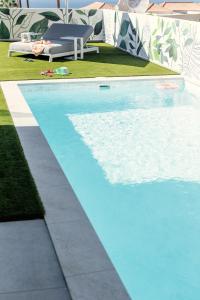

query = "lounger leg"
[49,56,53,62]
[8,51,12,57]
[74,38,77,60]
[80,38,84,60]
[96,48,100,54]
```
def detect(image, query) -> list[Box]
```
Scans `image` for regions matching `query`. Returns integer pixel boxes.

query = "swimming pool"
[20,78,200,300]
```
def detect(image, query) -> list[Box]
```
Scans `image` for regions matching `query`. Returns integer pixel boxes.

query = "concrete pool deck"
[1,76,182,300]
[0,220,70,300]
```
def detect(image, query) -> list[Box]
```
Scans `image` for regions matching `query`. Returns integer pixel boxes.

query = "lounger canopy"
[8,24,99,62]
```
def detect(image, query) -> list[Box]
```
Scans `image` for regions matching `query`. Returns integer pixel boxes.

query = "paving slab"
[47,219,113,277]
[66,270,131,300]
[0,288,69,300]
[16,127,69,189]
[0,220,70,300]
[39,185,86,224]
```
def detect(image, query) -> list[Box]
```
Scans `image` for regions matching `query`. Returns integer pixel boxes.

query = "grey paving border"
[0,76,183,300]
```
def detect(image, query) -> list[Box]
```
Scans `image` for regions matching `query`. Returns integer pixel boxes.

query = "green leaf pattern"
[0,20,9,38]
[39,11,61,21]
[119,40,127,50]
[88,9,97,17]
[0,8,9,14]
[150,17,179,65]
[149,16,194,70]
[29,18,48,35]
[16,14,26,25]
[120,20,130,37]
[94,20,103,36]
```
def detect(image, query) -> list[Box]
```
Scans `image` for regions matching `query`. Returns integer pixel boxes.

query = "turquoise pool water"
[20,79,200,300]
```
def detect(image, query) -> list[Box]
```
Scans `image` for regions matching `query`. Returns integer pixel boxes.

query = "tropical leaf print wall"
[0,8,104,40]
[110,12,198,76]
[0,8,64,39]
[103,10,199,80]
[117,13,147,58]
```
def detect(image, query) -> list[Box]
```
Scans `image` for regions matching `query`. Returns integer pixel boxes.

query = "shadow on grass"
[0,124,44,222]
[12,44,149,68]
[0,109,11,119]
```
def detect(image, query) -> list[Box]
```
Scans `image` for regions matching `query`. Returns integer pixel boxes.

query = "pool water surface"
[20,79,200,300]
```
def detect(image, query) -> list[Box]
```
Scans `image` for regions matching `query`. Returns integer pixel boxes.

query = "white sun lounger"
[8,23,99,62]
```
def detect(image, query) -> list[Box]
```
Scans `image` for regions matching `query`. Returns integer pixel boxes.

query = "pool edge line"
[1,74,182,86]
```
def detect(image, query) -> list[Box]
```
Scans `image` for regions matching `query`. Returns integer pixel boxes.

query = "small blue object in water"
[99,84,110,90]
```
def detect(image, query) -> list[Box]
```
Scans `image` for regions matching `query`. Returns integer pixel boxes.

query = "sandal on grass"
[23,58,34,62]
[40,69,54,76]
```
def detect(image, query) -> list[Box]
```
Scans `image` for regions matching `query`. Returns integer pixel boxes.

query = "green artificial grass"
[0,42,176,81]
[0,88,44,221]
